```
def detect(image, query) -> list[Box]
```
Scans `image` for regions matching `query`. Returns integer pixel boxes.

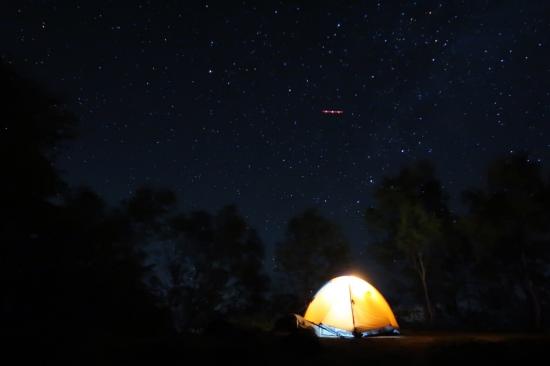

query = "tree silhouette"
[54,188,171,336]
[275,208,350,312]
[0,61,76,204]
[0,62,170,339]
[461,153,550,329]
[1,61,77,336]
[154,205,269,331]
[366,161,449,324]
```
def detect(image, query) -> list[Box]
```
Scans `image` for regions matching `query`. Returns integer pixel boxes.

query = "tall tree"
[0,62,171,338]
[461,153,550,329]
[366,161,449,324]
[275,208,350,311]
[0,61,77,335]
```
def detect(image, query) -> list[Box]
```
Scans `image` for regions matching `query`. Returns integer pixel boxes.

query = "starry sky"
[2,1,550,267]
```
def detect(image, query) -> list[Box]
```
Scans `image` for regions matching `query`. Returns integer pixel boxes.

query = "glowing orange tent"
[297,275,399,338]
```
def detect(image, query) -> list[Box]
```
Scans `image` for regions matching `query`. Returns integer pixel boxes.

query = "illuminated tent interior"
[296,275,399,338]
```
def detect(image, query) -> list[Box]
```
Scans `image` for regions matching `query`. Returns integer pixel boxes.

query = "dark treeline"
[366,159,550,330]
[1,61,549,346]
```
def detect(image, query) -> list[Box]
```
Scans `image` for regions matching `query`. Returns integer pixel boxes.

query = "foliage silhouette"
[461,153,550,329]
[153,205,269,332]
[366,161,450,324]
[0,62,171,339]
[275,208,350,313]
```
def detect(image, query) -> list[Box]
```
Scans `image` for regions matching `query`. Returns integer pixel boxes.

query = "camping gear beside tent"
[297,275,399,338]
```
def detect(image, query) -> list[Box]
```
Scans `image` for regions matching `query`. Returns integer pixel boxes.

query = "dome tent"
[296,275,399,338]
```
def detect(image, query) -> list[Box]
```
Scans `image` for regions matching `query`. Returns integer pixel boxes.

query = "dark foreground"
[13,331,550,365]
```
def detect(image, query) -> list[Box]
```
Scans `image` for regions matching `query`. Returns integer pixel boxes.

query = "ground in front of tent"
[18,331,550,365]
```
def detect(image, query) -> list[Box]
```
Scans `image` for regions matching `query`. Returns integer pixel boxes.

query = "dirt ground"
[14,331,550,365]
[317,332,549,365]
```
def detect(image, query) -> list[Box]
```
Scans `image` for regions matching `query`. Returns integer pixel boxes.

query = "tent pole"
[348,283,356,335]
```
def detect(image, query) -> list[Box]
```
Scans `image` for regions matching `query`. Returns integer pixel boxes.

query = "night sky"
[2,1,550,267]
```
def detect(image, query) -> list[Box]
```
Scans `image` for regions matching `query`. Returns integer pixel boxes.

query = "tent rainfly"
[296,275,399,338]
